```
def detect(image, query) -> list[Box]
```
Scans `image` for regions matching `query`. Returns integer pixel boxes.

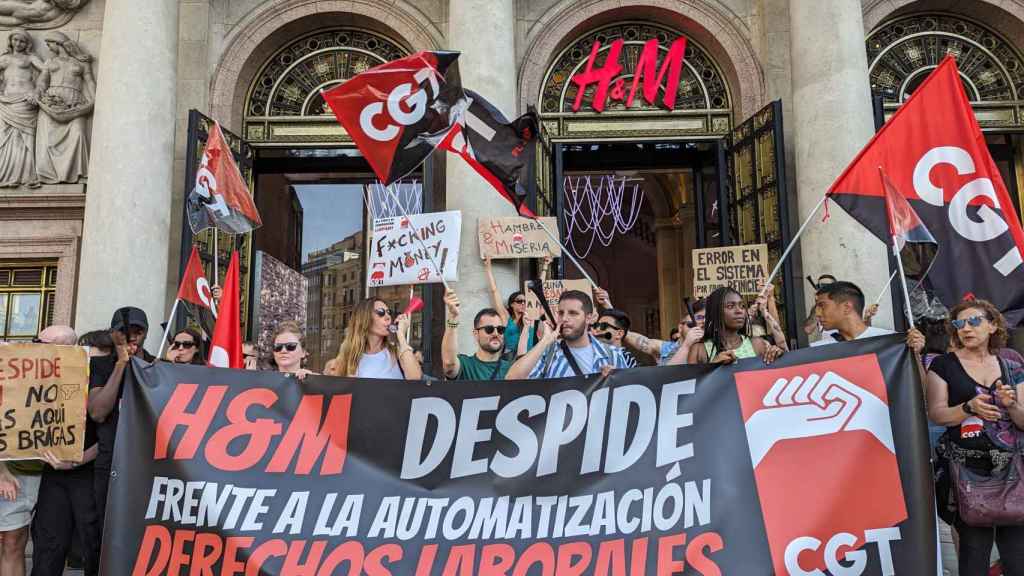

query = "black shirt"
[928,352,998,451]
[89,351,154,470]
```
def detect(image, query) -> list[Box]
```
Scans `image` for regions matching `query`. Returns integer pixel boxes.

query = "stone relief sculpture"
[0,29,43,187]
[35,30,92,184]
[0,0,89,29]
[0,28,92,188]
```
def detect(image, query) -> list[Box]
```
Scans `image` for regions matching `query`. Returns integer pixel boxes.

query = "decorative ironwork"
[244,28,409,145]
[539,22,732,140]
[867,13,1024,128]
[725,100,795,341]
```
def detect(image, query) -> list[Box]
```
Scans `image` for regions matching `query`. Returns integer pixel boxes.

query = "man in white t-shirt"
[811,281,924,353]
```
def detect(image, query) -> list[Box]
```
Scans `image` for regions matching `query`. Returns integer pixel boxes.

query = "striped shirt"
[528,335,630,379]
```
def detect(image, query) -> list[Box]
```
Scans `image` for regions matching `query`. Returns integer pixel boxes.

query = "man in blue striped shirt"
[506,290,630,379]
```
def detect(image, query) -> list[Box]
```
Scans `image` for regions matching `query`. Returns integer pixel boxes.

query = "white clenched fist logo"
[744,371,895,468]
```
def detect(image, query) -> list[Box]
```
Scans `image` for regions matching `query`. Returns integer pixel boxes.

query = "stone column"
[446,0,519,353]
[789,0,894,329]
[75,0,179,349]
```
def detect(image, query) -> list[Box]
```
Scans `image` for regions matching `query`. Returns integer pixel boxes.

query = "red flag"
[176,246,217,315]
[880,166,938,284]
[207,251,242,369]
[186,123,262,234]
[827,56,1024,322]
[322,51,462,185]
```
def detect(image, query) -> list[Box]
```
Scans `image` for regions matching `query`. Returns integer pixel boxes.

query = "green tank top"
[704,336,757,360]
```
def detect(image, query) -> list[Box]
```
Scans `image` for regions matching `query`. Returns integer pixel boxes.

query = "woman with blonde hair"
[325,298,421,379]
[271,321,316,379]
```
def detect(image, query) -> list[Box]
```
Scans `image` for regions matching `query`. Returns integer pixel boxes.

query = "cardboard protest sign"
[524,278,592,321]
[0,344,88,462]
[693,243,769,298]
[478,217,560,259]
[368,211,461,287]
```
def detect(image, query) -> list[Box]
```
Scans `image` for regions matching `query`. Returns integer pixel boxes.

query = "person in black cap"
[87,307,154,542]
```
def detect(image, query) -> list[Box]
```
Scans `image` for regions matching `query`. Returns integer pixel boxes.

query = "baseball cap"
[110,307,149,332]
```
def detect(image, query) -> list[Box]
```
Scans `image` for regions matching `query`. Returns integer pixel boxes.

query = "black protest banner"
[103,335,936,575]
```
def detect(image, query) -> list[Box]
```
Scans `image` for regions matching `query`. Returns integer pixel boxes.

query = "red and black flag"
[322,51,463,186]
[176,246,217,335]
[187,123,262,235]
[879,167,938,286]
[827,56,1024,323]
[439,90,539,217]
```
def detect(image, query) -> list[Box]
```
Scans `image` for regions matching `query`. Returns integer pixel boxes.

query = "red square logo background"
[735,354,908,575]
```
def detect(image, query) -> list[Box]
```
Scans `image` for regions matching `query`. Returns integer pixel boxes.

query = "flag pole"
[213,232,219,283]
[756,194,829,300]
[156,298,180,360]
[873,268,899,307]
[534,218,599,290]
[892,239,916,327]
[379,182,451,291]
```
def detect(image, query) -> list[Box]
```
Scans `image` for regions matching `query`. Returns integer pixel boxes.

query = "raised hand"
[592,287,612,309]
[683,326,704,347]
[444,289,460,320]
[744,371,895,467]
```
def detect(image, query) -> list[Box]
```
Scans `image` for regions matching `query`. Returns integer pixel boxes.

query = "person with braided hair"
[687,287,784,365]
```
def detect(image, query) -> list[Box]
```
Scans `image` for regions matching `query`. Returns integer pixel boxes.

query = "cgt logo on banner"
[104,336,936,575]
[736,355,907,576]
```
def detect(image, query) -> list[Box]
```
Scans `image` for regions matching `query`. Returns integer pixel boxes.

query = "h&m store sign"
[570,37,687,113]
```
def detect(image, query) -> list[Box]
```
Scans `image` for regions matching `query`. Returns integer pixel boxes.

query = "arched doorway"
[186,24,441,372]
[867,12,1024,222]
[533,20,796,345]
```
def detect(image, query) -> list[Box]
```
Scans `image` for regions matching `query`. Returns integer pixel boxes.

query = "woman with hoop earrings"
[484,254,551,359]
[325,299,422,379]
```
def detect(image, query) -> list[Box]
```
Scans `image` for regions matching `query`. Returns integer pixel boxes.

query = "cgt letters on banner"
[0,344,87,462]
[368,210,461,287]
[105,336,936,575]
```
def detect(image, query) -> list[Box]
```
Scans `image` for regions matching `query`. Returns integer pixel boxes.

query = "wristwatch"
[962,401,975,416]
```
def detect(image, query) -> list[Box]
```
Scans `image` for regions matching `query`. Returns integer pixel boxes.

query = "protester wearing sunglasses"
[164,327,205,365]
[927,299,1024,574]
[441,289,511,380]
[590,309,638,368]
[326,298,421,380]
[272,321,316,379]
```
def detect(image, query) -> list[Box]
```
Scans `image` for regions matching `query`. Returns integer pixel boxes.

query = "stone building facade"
[1,0,1023,361]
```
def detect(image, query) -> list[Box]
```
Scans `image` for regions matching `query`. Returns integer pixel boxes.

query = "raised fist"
[744,371,894,467]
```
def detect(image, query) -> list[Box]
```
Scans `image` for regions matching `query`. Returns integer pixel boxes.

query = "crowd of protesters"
[0,266,1021,575]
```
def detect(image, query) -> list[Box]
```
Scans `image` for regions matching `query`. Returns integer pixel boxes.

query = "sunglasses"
[475,325,506,335]
[169,341,196,350]
[273,342,300,353]
[374,308,392,318]
[591,322,622,332]
[243,353,257,360]
[951,315,988,330]
[512,298,526,305]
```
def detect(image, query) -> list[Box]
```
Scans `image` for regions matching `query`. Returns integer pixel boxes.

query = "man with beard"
[441,289,510,380]
[506,290,629,379]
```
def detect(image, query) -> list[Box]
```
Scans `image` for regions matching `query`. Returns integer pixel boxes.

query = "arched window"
[539,22,732,140]
[244,28,409,144]
[867,13,1024,127]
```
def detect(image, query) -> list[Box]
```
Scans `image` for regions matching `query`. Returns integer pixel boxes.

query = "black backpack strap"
[559,340,585,377]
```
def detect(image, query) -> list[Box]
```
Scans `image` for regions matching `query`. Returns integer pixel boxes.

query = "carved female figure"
[0,29,43,187]
[35,30,93,184]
